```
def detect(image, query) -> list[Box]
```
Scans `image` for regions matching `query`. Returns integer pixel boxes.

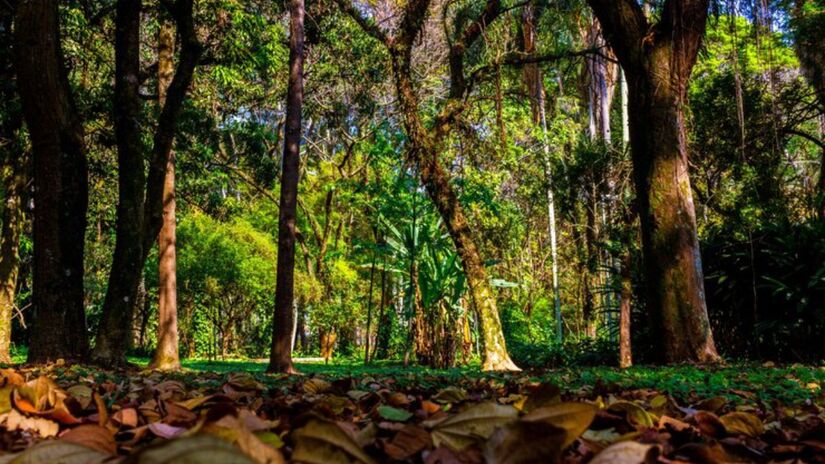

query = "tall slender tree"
[586,0,720,362]
[13,0,90,363]
[0,7,26,363]
[150,17,181,370]
[268,0,305,374]
[338,0,522,371]
[93,0,201,366]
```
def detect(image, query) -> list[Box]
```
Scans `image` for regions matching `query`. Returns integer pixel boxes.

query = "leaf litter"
[0,364,821,463]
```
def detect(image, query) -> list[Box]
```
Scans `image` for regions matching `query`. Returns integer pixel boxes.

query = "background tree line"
[0,0,822,370]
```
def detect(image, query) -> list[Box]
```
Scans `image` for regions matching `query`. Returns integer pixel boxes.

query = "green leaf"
[377,405,413,422]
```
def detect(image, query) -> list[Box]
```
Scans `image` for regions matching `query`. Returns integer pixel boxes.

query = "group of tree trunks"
[6,0,816,369]
[7,0,199,367]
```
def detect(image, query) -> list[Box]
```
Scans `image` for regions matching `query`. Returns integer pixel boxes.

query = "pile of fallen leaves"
[0,365,823,463]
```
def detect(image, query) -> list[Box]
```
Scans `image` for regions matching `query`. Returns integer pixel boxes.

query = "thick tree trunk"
[151,19,180,370]
[93,0,145,366]
[268,0,304,374]
[588,0,719,363]
[627,70,719,363]
[14,0,90,363]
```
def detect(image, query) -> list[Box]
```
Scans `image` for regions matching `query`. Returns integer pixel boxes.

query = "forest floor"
[0,359,822,462]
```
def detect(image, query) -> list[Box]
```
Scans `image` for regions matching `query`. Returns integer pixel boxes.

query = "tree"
[0,7,26,363]
[586,0,720,362]
[150,16,181,370]
[268,0,305,374]
[789,0,824,218]
[13,0,90,363]
[93,0,200,366]
[338,0,521,371]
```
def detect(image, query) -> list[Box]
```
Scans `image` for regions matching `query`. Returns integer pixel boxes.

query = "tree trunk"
[373,266,391,360]
[93,0,145,366]
[0,151,26,365]
[14,0,90,363]
[627,71,718,362]
[0,9,26,364]
[364,251,375,364]
[151,18,181,370]
[268,0,304,374]
[93,0,200,366]
[618,250,632,368]
[588,0,719,363]
[390,49,519,371]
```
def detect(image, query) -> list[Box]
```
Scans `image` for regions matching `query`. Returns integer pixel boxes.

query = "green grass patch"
[120,357,825,406]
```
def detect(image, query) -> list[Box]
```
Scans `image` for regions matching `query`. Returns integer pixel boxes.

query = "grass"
[8,346,823,406]
[119,356,825,406]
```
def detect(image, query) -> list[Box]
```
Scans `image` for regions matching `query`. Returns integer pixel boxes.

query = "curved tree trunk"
[151,18,181,370]
[268,0,304,374]
[14,0,90,363]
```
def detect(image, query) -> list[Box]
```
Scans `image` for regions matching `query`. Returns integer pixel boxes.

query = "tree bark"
[14,0,90,363]
[618,249,632,368]
[151,18,181,370]
[587,0,720,363]
[94,0,145,367]
[268,0,304,374]
[93,0,200,366]
[0,8,25,364]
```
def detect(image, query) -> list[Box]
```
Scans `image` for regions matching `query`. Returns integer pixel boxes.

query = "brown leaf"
[483,420,566,464]
[719,412,764,437]
[12,376,81,425]
[693,396,727,413]
[113,407,139,428]
[384,425,431,460]
[292,418,377,464]
[60,424,117,454]
[124,435,256,464]
[606,401,654,428]
[204,415,285,464]
[432,387,468,404]
[302,378,332,395]
[431,402,519,450]
[588,441,659,464]
[0,439,109,464]
[693,411,725,438]
[522,383,561,412]
[522,402,597,448]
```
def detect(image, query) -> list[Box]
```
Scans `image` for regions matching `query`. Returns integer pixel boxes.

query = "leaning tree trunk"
[268,0,304,374]
[14,0,90,363]
[588,0,719,363]
[151,18,181,370]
